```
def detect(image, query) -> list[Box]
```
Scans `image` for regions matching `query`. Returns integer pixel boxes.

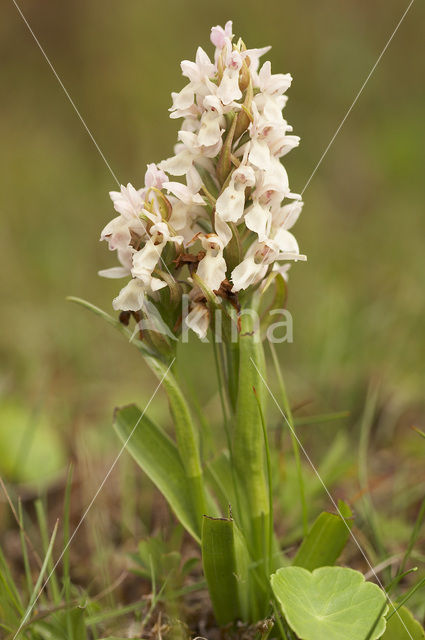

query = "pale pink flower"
[210,21,233,49]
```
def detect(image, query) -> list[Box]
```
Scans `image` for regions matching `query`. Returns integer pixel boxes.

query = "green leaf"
[143,355,207,527]
[382,605,425,639]
[271,566,388,640]
[293,502,353,571]
[201,516,242,625]
[114,404,201,542]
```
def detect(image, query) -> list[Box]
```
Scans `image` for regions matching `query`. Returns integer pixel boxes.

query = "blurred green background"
[0,0,424,486]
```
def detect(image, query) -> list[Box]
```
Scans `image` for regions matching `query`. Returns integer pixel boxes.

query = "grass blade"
[35,499,61,604]
[386,576,425,620]
[20,519,59,629]
[18,500,33,597]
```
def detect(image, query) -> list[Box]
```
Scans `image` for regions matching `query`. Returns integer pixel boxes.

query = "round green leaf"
[382,605,425,639]
[271,566,388,640]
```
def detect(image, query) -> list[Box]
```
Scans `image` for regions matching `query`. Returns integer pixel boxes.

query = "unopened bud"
[239,59,251,92]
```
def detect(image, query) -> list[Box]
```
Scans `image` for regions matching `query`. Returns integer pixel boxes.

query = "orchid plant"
[71,20,424,640]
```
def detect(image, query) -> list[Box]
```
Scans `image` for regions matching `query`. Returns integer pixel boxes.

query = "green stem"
[225,338,240,413]
[232,312,271,619]
[386,576,425,620]
[212,335,244,523]
[254,388,274,579]
[212,337,231,452]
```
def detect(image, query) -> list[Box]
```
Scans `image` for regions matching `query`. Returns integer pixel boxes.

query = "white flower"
[160,133,197,176]
[131,238,165,283]
[231,235,305,292]
[258,61,292,96]
[185,301,210,339]
[160,128,222,176]
[131,222,182,283]
[244,200,272,241]
[217,50,243,105]
[214,213,233,247]
[170,86,199,119]
[273,227,301,256]
[216,164,256,223]
[99,247,133,279]
[144,163,168,190]
[254,156,290,205]
[272,200,303,231]
[169,47,216,119]
[254,92,288,123]
[100,216,132,252]
[196,234,227,291]
[113,278,147,311]
[109,183,144,220]
[247,108,272,170]
[164,169,207,237]
[181,46,216,83]
[241,46,272,74]
[231,240,277,292]
[102,184,147,251]
[112,276,167,312]
[163,181,204,207]
[198,96,225,147]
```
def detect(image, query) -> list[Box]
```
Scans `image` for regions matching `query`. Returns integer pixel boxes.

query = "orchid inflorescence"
[99,20,306,339]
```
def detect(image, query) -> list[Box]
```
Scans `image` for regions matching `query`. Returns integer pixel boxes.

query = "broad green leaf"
[144,354,206,525]
[271,566,388,640]
[114,404,201,541]
[382,605,425,639]
[293,502,353,571]
[202,516,241,625]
